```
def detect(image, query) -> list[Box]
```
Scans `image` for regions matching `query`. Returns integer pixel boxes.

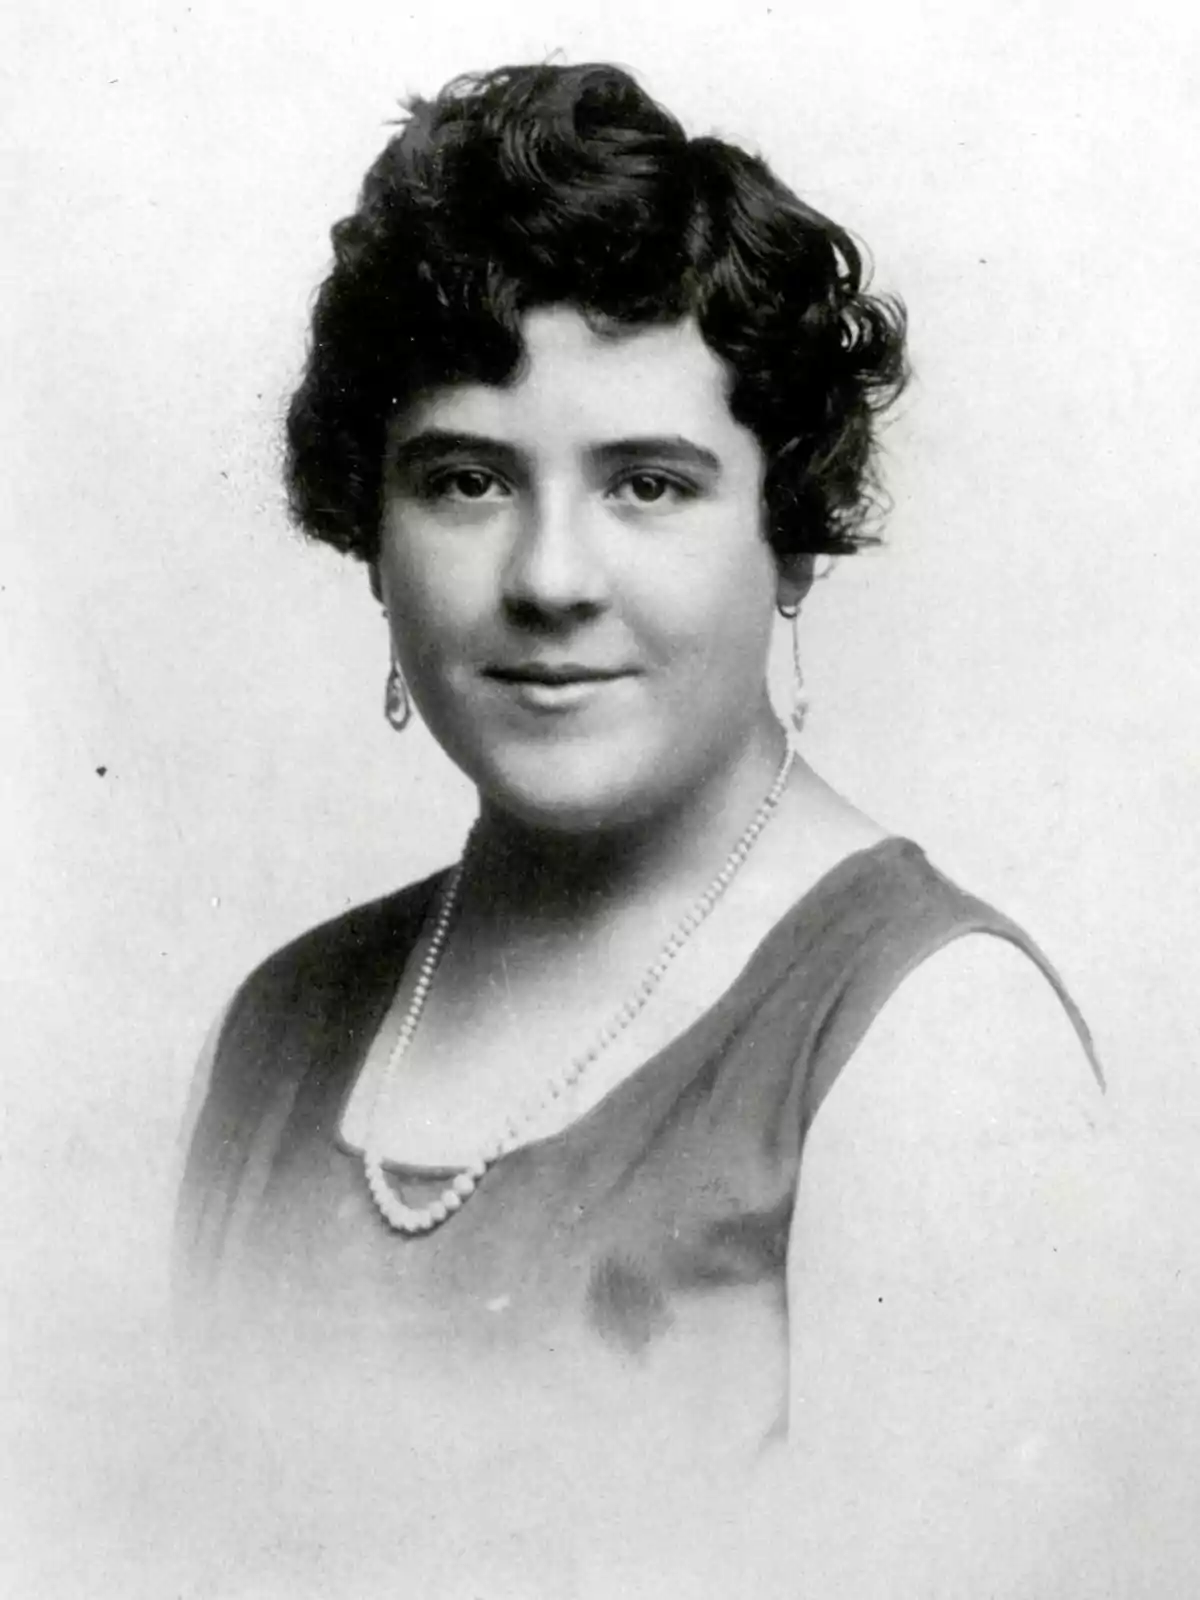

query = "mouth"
[485,663,632,686]
[483,662,635,710]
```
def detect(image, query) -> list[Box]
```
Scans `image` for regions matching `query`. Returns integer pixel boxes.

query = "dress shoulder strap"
[787,841,1103,1132]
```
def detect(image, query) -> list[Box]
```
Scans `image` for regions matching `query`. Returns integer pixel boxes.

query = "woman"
[176,61,1106,1593]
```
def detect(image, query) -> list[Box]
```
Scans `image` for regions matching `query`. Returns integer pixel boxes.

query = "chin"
[483,781,656,839]
[473,745,677,838]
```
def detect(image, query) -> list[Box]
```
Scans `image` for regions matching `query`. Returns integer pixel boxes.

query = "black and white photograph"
[6,2,1199,1594]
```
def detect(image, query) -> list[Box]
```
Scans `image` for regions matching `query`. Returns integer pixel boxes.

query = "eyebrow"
[388,429,722,478]
[590,437,721,476]
[388,430,522,474]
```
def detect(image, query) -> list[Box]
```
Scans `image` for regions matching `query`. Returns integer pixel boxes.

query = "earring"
[789,611,809,738]
[384,656,411,732]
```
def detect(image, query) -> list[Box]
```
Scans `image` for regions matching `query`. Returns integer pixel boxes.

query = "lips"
[485,663,632,685]
[482,661,636,713]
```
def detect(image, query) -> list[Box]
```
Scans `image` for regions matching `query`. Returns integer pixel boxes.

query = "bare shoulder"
[791,931,1108,1316]
[840,930,1104,1143]
[785,934,1118,1593]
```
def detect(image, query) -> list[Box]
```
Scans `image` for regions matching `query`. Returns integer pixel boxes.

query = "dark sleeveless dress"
[175,839,1097,1449]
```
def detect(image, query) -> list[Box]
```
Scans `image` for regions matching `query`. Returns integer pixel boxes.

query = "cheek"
[378,525,487,655]
[634,536,777,672]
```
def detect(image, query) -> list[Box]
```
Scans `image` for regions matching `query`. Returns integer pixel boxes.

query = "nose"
[500,488,608,627]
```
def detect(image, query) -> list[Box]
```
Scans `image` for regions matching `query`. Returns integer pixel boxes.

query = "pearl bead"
[363,741,796,1235]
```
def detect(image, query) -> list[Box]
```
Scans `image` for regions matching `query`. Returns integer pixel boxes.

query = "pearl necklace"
[363,742,797,1234]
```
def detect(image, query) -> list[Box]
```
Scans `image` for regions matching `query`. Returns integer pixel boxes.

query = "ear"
[776,553,816,615]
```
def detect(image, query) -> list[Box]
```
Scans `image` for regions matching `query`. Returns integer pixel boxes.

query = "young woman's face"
[376,307,787,833]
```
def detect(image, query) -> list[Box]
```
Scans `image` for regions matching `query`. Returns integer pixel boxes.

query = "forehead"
[396,307,752,453]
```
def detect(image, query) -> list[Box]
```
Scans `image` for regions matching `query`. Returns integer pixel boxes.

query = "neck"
[464,721,793,930]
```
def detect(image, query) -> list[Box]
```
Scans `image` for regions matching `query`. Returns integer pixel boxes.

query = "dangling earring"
[788,609,809,738]
[384,654,411,732]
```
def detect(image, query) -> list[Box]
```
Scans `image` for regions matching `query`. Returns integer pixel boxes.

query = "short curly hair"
[285,62,908,572]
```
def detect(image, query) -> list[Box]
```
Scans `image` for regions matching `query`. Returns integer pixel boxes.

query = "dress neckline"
[335,836,919,1177]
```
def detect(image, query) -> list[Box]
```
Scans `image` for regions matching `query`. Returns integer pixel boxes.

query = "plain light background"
[5,0,1199,1587]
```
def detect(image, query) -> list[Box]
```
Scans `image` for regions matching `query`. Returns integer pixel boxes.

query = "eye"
[608,471,696,508]
[423,467,509,503]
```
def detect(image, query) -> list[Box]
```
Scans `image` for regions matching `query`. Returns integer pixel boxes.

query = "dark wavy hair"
[285,62,908,574]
